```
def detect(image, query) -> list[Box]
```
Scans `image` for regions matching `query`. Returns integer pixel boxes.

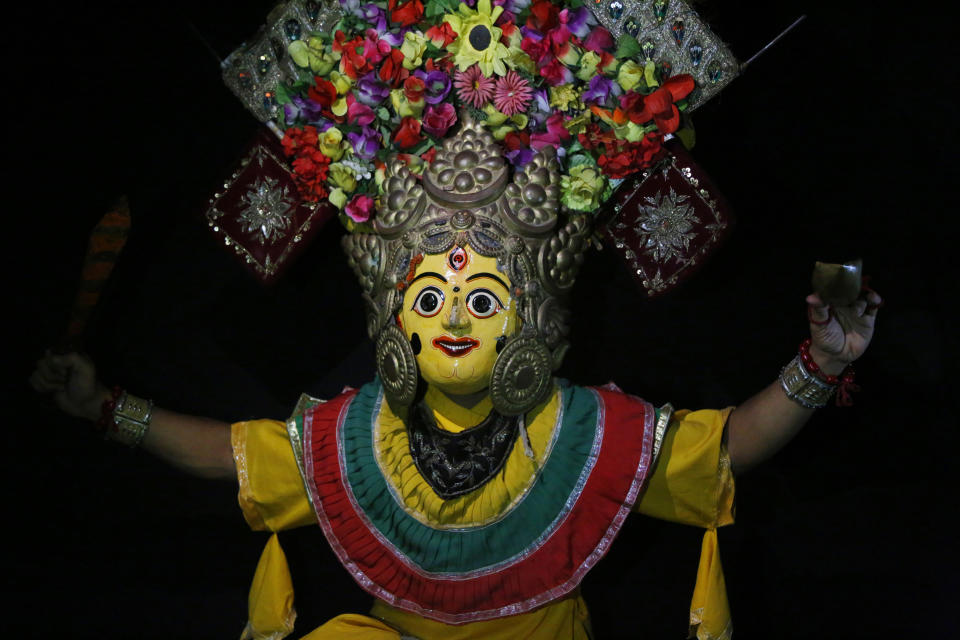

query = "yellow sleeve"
[634,407,735,528]
[232,419,316,532]
[634,407,736,640]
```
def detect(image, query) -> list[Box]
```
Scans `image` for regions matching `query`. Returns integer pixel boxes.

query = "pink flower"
[346,94,376,126]
[582,27,614,53]
[530,112,571,150]
[422,102,458,138]
[454,65,496,108]
[345,194,375,223]
[493,71,533,116]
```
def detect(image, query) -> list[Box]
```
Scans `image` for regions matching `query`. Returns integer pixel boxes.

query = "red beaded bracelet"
[798,339,860,406]
[96,385,123,432]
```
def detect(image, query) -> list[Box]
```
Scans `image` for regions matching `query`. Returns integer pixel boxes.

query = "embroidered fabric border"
[372,388,567,531]
[301,383,658,624]
[337,385,602,578]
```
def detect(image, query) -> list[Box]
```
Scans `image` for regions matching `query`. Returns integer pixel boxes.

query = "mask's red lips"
[431,336,480,357]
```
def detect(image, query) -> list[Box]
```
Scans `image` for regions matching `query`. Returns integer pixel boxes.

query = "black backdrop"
[8,1,955,637]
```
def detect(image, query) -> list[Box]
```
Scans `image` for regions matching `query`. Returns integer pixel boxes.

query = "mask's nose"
[441,295,471,332]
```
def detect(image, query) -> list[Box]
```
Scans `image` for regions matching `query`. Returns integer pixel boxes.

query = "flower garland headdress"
[222,0,738,230]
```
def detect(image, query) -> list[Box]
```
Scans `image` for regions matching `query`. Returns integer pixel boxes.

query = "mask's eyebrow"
[411,271,447,284]
[466,272,509,290]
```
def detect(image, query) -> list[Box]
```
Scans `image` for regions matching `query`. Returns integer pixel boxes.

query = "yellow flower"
[390,89,425,118]
[509,50,536,74]
[549,84,581,111]
[576,51,602,82]
[328,163,358,193]
[289,37,339,74]
[319,127,346,161]
[444,0,512,77]
[561,165,607,212]
[617,60,645,92]
[329,71,353,95]
[328,187,348,209]
[401,31,429,70]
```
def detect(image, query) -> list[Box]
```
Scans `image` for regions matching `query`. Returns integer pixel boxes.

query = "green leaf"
[674,126,696,149]
[425,0,459,18]
[615,35,642,60]
[273,84,294,106]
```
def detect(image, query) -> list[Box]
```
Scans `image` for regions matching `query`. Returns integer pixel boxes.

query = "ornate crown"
[343,116,591,413]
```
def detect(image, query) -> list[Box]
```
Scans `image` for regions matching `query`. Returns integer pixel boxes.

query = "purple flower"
[582,75,619,105]
[506,148,535,168]
[494,0,530,13]
[347,126,382,161]
[415,70,452,104]
[355,72,390,106]
[380,29,406,48]
[283,95,325,125]
[559,7,594,39]
[359,3,388,31]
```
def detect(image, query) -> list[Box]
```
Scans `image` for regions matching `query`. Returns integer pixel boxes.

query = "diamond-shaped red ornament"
[205,129,336,285]
[599,143,733,298]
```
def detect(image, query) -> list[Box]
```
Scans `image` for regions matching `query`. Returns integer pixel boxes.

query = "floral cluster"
[277,0,695,227]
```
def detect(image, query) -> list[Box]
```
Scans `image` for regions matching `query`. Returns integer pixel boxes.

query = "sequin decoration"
[671,18,685,45]
[688,41,703,66]
[634,188,699,263]
[641,39,656,60]
[707,59,723,83]
[284,18,302,40]
[608,0,624,19]
[257,53,271,76]
[306,0,320,20]
[623,16,641,37]
[653,0,669,24]
[239,175,296,245]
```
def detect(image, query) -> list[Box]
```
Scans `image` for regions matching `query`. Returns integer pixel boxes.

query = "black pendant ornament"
[407,403,521,499]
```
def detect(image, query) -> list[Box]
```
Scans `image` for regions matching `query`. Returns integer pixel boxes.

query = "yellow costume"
[232,383,734,639]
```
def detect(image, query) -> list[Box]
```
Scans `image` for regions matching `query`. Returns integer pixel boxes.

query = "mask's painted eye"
[465,288,503,319]
[412,286,444,317]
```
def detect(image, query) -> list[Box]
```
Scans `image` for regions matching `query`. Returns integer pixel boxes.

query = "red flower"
[422,102,457,138]
[622,74,695,134]
[420,147,437,164]
[392,116,423,149]
[379,48,409,88]
[596,133,665,178]
[527,0,560,31]
[426,22,458,48]
[308,78,337,107]
[389,0,424,27]
[539,57,573,86]
[503,130,530,151]
[521,36,548,64]
[282,126,319,156]
[403,76,426,103]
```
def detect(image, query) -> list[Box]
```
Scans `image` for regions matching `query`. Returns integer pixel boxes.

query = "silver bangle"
[779,355,837,409]
[107,391,153,448]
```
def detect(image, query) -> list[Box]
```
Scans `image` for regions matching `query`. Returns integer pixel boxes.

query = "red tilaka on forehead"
[448,246,468,271]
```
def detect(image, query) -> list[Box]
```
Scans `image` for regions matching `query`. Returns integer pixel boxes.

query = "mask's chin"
[419,359,493,400]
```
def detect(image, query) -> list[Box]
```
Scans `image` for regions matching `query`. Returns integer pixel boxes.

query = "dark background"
[7,0,955,637]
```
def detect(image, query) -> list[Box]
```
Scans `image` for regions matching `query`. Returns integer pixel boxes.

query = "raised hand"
[805,286,882,374]
[29,351,108,422]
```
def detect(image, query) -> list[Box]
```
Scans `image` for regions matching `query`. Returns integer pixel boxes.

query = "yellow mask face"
[398,245,518,395]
